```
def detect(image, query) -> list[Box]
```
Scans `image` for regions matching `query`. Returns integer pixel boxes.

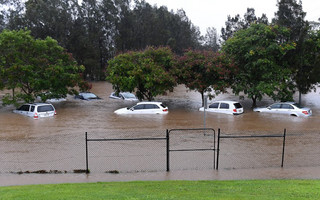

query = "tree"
[107,46,176,101]
[115,1,201,54]
[175,49,236,106]
[222,23,296,108]
[0,29,86,105]
[221,8,269,43]
[202,27,220,52]
[273,0,314,104]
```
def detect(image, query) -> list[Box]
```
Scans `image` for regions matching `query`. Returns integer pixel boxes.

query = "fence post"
[281,128,286,168]
[166,129,170,172]
[213,130,216,170]
[216,128,220,170]
[85,132,89,173]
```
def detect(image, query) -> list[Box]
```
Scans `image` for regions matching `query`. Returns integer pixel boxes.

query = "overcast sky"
[144,0,320,35]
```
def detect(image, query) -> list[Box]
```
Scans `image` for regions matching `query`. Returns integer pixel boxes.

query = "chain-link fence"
[1,129,320,174]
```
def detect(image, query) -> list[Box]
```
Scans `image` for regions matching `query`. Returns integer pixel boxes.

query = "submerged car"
[74,92,101,100]
[114,102,168,114]
[109,92,138,101]
[199,101,244,115]
[13,103,56,119]
[253,102,312,117]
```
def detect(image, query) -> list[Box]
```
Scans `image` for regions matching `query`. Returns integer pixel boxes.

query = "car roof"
[137,102,162,104]
[23,103,53,106]
[211,100,240,104]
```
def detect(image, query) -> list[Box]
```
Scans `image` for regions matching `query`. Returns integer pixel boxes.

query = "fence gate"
[167,128,219,171]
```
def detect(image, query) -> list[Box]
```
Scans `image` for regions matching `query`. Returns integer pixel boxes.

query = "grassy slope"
[0,180,320,200]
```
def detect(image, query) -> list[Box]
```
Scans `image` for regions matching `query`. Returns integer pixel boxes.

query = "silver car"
[13,103,56,119]
[253,102,312,117]
[109,92,138,101]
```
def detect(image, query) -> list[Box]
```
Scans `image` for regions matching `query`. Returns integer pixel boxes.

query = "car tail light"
[302,111,309,115]
[163,109,168,112]
[54,110,57,115]
[233,109,237,113]
[34,112,38,119]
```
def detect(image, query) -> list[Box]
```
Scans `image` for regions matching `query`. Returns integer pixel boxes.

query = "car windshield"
[82,93,97,99]
[122,93,136,99]
[293,103,303,109]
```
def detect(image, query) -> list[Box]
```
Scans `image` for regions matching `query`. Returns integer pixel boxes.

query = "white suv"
[13,103,56,119]
[199,101,244,115]
[114,102,168,114]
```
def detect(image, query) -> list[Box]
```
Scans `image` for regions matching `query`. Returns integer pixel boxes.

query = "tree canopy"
[222,23,296,107]
[107,46,176,101]
[175,49,236,106]
[0,29,86,105]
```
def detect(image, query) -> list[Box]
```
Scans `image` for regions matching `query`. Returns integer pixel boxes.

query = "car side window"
[133,104,144,110]
[281,104,294,109]
[19,105,30,111]
[219,103,229,109]
[270,104,281,109]
[209,103,219,109]
[145,104,159,109]
[30,106,35,112]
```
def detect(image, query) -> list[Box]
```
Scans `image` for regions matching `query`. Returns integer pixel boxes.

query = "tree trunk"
[298,90,302,105]
[251,96,257,108]
[201,91,204,107]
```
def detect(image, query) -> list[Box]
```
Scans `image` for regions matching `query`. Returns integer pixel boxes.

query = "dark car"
[74,92,101,100]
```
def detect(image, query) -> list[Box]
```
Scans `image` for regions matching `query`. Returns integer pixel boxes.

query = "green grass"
[0,180,320,200]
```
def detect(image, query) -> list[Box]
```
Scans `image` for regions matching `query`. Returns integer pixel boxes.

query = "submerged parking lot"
[1,82,320,185]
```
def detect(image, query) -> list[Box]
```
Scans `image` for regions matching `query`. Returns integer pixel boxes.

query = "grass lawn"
[0,180,320,200]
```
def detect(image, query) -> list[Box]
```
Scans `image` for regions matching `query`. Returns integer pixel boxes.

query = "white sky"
[144,0,320,35]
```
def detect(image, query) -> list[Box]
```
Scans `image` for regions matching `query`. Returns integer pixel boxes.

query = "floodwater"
[1,81,320,186]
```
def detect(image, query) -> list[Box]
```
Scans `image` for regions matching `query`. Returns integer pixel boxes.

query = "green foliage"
[115,0,201,54]
[107,46,176,101]
[222,23,296,107]
[0,29,85,105]
[176,49,236,106]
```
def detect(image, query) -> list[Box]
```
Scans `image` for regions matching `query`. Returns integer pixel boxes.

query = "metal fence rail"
[1,129,320,174]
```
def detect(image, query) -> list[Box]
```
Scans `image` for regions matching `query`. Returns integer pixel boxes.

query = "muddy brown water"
[1,81,320,185]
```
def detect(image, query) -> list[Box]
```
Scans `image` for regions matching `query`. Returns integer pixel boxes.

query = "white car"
[109,92,138,101]
[114,102,168,114]
[13,103,56,119]
[253,102,312,117]
[199,101,244,115]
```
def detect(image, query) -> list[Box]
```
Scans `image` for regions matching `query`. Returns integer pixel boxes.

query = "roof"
[210,100,240,104]
[137,102,163,104]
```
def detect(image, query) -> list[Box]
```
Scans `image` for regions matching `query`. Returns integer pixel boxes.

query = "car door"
[28,106,35,117]
[144,104,160,114]
[132,104,145,114]
[18,105,30,116]
[208,103,219,113]
[268,103,281,113]
[280,103,294,115]
[218,103,230,114]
